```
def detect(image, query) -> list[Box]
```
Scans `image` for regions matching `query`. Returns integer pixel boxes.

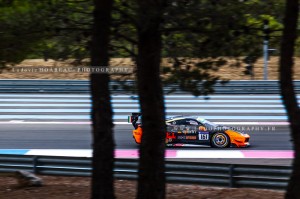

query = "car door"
[178,119,211,145]
[173,119,199,144]
[195,120,210,145]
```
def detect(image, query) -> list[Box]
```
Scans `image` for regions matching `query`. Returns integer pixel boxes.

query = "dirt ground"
[0,175,284,199]
[0,56,299,80]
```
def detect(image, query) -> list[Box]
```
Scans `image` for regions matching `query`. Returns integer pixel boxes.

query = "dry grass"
[0,57,299,80]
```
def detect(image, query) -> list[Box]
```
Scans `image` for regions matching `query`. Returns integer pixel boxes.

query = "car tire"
[211,132,230,148]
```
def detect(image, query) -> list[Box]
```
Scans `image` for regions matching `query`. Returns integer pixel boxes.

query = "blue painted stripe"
[0,99,90,102]
[0,94,299,99]
[122,109,286,113]
[153,104,284,108]
[179,115,288,120]
[0,115,288,120]
[0,149,29,155]
[117,95,300,99]
[0,104,90,107]
[0,109,287,113]
[0,115,91,119]
[0,109,91,113]
[143,99,298,103]
[0,94,90,98]
[0,99,298,103]
[119,95,297,99]
[0,104,285,108]
[163,95,300,99]
[121,109,286,113]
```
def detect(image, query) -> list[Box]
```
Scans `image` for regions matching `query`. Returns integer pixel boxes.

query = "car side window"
[188,119,200,125]
[174,119,189,125]
[172,120,179,125]
[167,119,201,126]
[172,119,184,125]
[177,119,200,125]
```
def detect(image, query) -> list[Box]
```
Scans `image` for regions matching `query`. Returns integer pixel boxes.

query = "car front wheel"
[211,132,230,148]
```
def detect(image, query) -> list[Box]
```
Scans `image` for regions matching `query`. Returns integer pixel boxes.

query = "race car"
[128,113,250,148]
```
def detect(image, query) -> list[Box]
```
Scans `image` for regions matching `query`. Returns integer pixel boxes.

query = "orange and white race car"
[129,113,250,148]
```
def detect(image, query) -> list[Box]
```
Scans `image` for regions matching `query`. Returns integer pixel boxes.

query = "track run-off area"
[0,93,295,161]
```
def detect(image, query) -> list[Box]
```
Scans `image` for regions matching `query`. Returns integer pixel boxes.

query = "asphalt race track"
[0,93,294,158]
[0,123,292,150]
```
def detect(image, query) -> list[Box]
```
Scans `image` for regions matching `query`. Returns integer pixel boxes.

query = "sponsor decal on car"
[166,132,176,139]
[177,135,185,139]
[186,136,197,140]
[177,135,197,140]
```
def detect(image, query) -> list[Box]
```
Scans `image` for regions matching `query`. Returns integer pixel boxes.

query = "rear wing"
[128,113,141,129]
[128,112,141,123]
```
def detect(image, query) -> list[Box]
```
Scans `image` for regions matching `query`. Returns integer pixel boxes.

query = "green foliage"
[0,0,51,65]
[0,0,93,65]
[159,0,285,95]
[0,0,286,62]
[0,0,288,95]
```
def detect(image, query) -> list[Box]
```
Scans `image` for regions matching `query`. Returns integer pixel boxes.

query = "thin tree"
[90,0,115,198]
[135,0,167,199]
[279,0,300,198]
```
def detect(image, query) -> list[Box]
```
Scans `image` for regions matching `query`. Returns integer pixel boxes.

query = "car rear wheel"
[211,132,230,148]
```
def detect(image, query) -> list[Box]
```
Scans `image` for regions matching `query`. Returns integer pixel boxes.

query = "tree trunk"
[90,0,115,199]
[136,1,167,199]
[279,0,300,198]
